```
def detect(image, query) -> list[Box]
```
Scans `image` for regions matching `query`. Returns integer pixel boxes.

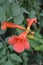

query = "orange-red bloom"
[1,21,25,30]
[27,18,37,27]
[8,32,30,53]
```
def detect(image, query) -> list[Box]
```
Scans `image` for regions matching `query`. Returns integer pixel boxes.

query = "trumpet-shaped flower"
[1,21,25,30]
[8,32,30,53]
[27,18,37,27]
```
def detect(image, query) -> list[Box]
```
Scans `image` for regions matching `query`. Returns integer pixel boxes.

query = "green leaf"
[0,48,6,57]
[2,48,6,55]
[10,54,22,62]
[16,29,24,35]
[0,42,3,48]
[29,10,36,18]
[40,19,43,27]
[5,60,13,65]
[9,45,13,50]
[0,0,5,4]
[40,45,43,50]
[2,0,11,17]
[40,13,43,16]
[0,29,6,34]
[40,10,43,16]
[35,32,42,39]
[0,56,6,64]
[34,46,41,51]
[29,39,39,48]
[21,7,30,14]
[22,52,27,57]
[34,45,43,51]
[5,37,8,42]
[11,2,21,16]
[0,7,6,22]
[14,14,24,24]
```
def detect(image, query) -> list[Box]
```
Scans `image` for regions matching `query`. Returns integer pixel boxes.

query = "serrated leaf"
[0,7,6,22]
[5,60,13,65]
[10,54,22,62]
[14,14,24,24]
[0,42,3,48]
[11,2,21,16]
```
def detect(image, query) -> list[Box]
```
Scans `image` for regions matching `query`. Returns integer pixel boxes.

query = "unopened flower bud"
[30,31,35,35]
[27,35,34,39]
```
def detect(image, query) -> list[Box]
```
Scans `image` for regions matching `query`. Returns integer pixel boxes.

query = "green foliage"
[0,0,5,4]
[0,29,6,34]
[14,13,24,24]
[0,0,43,65]
[0,42,3,48]
[10,54,22,62]
[5,60,13,65]
[29,9,36,18]
[0,7,6,22]
[0,48,6,57]
[11,2,21,16]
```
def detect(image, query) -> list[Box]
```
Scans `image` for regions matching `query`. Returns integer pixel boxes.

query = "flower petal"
[27,18,37,27]
[24,40,30,50]
[8,36,17,45]
[13,42,24,53]
[19,32,27,38]
[1,22,6,30]
[1,21,25,30]
[8,37,15,45]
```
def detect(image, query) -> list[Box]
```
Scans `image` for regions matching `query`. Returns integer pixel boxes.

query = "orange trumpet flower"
[1,21,26,30]
[27,18,37,27]
[8,31,30,53]
[26,18,37,33]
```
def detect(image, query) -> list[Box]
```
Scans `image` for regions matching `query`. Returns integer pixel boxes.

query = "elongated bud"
[27,35,34,39]
[30,31,35,35]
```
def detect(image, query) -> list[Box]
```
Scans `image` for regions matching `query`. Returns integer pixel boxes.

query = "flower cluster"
[1,18,37,53]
